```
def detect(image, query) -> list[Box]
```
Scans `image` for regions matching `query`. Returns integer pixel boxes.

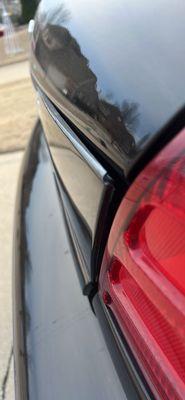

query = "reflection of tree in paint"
[121,101,140,132]
[44,3,71,26]
[35,5,140,155]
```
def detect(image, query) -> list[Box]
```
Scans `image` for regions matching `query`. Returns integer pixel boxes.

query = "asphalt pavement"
[0,59,35,400]
[0,152,23,400]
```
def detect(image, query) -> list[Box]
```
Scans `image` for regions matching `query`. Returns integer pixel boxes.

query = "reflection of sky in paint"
[40,0,185,139]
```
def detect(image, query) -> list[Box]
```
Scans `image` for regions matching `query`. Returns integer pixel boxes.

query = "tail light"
[99,128,185,400]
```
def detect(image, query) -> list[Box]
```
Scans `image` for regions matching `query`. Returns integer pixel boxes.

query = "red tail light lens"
[99,129,185,400]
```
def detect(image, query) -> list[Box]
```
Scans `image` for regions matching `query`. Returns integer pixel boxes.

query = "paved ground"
[0,61,36,153]
[0,60,36,399]
[0,61,29,85]
[0,152,23,400]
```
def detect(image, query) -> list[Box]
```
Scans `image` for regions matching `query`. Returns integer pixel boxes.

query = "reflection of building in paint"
[0,0,22,17]
[0,0,22,54]
[35,23,139,155]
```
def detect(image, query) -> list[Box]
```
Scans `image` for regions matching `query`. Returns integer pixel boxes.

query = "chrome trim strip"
[39,91,107,179]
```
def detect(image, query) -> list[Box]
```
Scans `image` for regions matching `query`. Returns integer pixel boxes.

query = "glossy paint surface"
[38,93,114,282]
[13,123,128,400]
[31,0,185,174]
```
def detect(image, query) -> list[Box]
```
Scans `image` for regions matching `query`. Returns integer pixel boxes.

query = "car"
[13,1,185,399]
[0,24,5,37]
